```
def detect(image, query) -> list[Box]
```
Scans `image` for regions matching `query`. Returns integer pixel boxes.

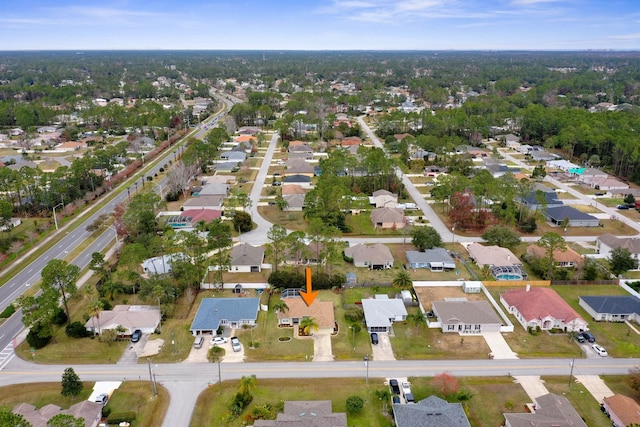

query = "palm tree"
[237,374,257,396]
[272,299,289,314]
[88,298,104,336]
[299,317,319,336]
[392,270,413,290]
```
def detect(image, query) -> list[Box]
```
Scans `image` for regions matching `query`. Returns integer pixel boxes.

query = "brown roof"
[603,394,640,426]
[370,207,404,224]
[500,287,585,325]
[599,233,640,254]
[467,243,521,267]
[344,243,394,265]
[278,298,335,328]
[526,244,584,265]
[282,184,307,195]
[288,140,306,147]
[235,134,256,143]
[286,159,314,174]
[253,400,346,427]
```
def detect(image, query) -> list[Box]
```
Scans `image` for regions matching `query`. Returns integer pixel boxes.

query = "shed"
[462,281,482,293]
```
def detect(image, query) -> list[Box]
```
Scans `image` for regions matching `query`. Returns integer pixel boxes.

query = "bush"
[100,298,112,311]
[26,323,52,349]
[346,395,364,414]
[107,412,136,424]
[229,391,253,416]
[344,306,364,323]
[51,307,68,326]
[66,321,90,338]
[0,304,15,318]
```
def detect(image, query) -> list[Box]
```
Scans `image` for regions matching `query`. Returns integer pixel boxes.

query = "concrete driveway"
[312,328,333,362]
[575,375,614,403]
[513,376,549,400]
[371,332,396,361]
[482,331,518,359]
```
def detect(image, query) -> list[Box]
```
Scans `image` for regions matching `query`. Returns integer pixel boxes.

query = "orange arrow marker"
[300,267,319,306]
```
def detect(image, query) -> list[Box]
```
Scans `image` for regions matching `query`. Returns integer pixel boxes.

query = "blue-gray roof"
[546,206,598,221]
[580,295,640,315]
[393,395,471,427]
[406,249,455,268]
[190,298,260,331]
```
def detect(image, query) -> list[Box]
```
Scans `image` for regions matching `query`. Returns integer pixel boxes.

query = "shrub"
[66,321,90,338]
[0,304,15,318]
[344,306,364,322]
[107,412,137,424]
[26,323,51,349]
[51,307,68,326]
[229,391,253,416]
[346,395,364,414]
[100,298,112,311]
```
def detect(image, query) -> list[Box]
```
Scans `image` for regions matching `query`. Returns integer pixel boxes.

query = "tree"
[237,374,257,396]
[431,372,459,396]
[47,414,85,427]
[482,226,521,248]
[41,259,80,325]
[624,193,636,205]
[392,270,413,290]
[536,232,566,280]
[61,367,83,398]
[272,299,289,313]
[0,199,13,244]
[609,247,637,276]
[299,317,319,336]
[346,396,364,414]
[0,410,32,427]
[531,164,547,180]
[88,298,104,336]
[233,210,252,233]
[89,251,109,284]
[411,226,442,251]
[267,225,288,273]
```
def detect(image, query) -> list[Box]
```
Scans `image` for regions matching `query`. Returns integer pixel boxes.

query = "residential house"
[284,241,325,266]
[371,189,399,208]
[602,394,640,427]
[282,174,312,188]
[597,233,640,266]
[575,167,608,183]
[500,286,588,332]
[529,150,558,162]
[371,207,405,229]
[253,401,346,427]
[588,175,629,191]
[212,161,240,172]
[230,243,265,273]
[190,297,260,334]
[393,395,471,427]
[55,141,88,152]
[406,248,456,272]
[181,195,224,211]
[466,243,527,281]
[285,159,314,177]
[14,401,103,427]
[545,206,600,227]
[277,297,335,331]
[344,243,394,269]
[288,143,314,155]
[288,151,313,160]
[579,295,640,322]
[141,253,185,275]
[84,305,161,335]
[219,151,247,162]
[432,300,502,334]
[546,159,580,172]
[163,209,222,229]
[502,133,521,150]
[283,193,305,211]
[361,295,408,333]
[235,134,256,144]
[503,393,587,427]
[518,190,562,210]
[197,182,229,196]
[525,244,583,268]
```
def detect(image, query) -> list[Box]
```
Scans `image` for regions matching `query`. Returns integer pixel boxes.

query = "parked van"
[581,331,596,343]
[193,336,204,349]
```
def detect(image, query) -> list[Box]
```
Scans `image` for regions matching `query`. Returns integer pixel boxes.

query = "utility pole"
[147,358,157,396]
[568,357,575,388]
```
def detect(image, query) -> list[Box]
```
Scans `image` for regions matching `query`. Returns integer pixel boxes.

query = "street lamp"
[52,203,64,231]
[363,355,369,389]
[147,358,157,396]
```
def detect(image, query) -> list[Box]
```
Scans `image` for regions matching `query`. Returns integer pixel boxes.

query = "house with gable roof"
[230,243,265,273]
[371,207,405,229]
[602,394,640,427]
[500,286,588,332]
[466,243,527,280]
[190,297,260,335]
[579,295,640,322]
[597,233,640,267]
[406,249,456,271]
[344,243,394,269]
[393,395,471,427]
[361,295,407,333]
[432,300,502,334]
[371,189,398,208]
[525,244,583,268]
[504,393,586,427]
[253,401,346,427]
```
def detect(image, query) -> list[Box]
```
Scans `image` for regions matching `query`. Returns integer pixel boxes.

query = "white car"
[592,344,608,357]
[211,336,228,345]
[401,381,412,396]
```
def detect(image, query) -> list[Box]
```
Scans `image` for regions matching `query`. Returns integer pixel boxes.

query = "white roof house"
[361,295,407,333]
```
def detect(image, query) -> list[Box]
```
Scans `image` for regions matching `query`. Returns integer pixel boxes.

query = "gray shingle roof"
[503,393,586,427]
[393,395,471,427]
[190,298,260,331]
[598,233,640,254]
[580,295,640,315]
[231,243,265,266]
[546,206,598,221]
[406,248,455,268]
[432,301,502,325]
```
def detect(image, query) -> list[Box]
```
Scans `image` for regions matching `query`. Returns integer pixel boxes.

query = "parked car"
[193,336,204,349]
[401,381,412,396]
[230,336,241,352]
[370,332,379,345]
[592,344,608,357]
[404,393,415,403]
[581,331,596,343]
[617,205,630,210]
[95,393,109,406]
[389,379,400,394]
[131,329,142,343]
[576,333,585,343]
[392,395,401,404]
[211,336,228,345]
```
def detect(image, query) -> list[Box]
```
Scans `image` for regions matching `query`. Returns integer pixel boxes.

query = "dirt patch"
[414,285,486,311]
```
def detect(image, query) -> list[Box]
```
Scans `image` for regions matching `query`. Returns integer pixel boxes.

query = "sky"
[1,0,639,51]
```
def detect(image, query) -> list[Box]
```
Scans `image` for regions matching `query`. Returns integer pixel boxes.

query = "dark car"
[370,332,379,345]
[392,396,401,404]
[581,331,596,343]
[389,379,400,394]
[576,333,585,343]
[131,329,142,343]
[617,205,630,210]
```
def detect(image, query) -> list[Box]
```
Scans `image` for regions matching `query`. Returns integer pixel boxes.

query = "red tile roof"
[501,287,584,324]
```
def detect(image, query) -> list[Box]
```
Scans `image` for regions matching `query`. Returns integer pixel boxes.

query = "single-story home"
[371,207,405,229]
[466,243,527,281]
[190,297,260,335]
[393,395,471,427]
[406,248,456,271]
[361,295,408,333]
[546,159,580,172]
[602,394,640,427]
[371,189,398,208]
[197,182,230,196]
[141,253,185,275]
[525,244,583,268]
[277,297,335,331]
[230,243,265,273]
[504,393,586,427]
[432,300,502,334]
[518,190,562,211]
[219,151,247,162]
[587,175,629,191]
[214,161,241,172]
[285,159,315,177]
[500,286,588,332]
[84,305,161,336]
[597,233,640,266]
[14,401,103,427]
[181,195,224,211]
[579,295,640,322]
[253,401,346,427]
[282,174,312,188]
[288,151,313,160]
[344,243,394,270]
[283,193,305,211]
[528,150,558,162]
[163,209,222,229]
[545,206,600,227]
